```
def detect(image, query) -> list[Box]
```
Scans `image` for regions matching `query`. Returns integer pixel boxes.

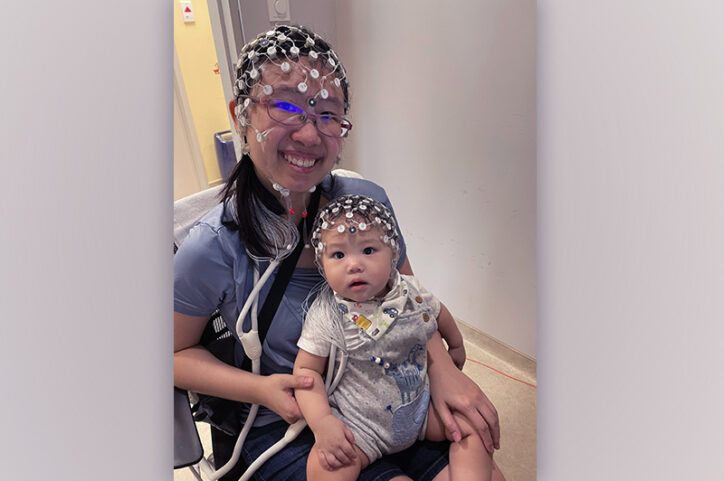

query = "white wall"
[335,1,537,358]
[238,0,338,45]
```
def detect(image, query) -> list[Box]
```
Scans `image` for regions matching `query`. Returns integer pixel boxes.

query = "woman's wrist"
[245,371,273,406]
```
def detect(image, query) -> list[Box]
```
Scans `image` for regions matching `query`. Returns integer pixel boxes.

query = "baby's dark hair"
[310,194,400,269]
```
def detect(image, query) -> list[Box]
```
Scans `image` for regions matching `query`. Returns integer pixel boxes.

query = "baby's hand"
[448,344,467,370]
[314,414,358,471]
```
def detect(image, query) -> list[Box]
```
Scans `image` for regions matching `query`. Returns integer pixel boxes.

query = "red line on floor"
[466,358,537,388]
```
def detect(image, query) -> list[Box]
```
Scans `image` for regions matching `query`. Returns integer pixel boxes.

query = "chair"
[174,388,204,476]
[173,185,224,478]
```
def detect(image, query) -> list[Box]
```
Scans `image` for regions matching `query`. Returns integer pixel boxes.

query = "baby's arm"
[398,261,466,369]
[293,349,359,469]
[436,302,467,369]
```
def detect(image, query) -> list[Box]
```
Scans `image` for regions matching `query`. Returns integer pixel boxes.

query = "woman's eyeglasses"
[241,96,352,138]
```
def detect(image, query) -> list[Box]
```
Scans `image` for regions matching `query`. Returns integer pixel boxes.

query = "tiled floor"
[175,321,536,480]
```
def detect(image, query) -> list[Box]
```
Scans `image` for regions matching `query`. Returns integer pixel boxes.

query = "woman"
[174,25,503,481]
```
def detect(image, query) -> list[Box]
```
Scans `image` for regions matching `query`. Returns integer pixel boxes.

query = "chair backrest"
[174,184,224,248]
[331,168,364,180]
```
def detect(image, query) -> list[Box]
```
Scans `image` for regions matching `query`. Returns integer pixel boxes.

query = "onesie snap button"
[415,296,423,303]
[423,313,430,322]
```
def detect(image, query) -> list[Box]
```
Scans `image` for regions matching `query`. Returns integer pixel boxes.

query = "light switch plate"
[267,0,291,22]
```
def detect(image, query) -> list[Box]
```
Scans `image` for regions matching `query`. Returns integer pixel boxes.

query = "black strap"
[239,187,321,371]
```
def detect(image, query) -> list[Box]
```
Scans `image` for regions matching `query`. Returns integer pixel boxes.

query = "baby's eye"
[332,251,345,259]
[363,247,376,255]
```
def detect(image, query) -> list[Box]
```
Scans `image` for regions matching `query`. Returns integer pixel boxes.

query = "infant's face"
[319,225,394,302]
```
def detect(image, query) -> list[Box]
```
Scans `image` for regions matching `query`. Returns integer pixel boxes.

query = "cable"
[465,357,537,388]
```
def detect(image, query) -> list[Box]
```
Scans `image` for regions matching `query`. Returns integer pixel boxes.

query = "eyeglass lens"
[267,100,349,138]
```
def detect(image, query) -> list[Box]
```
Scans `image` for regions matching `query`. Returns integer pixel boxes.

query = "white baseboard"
[455,319,537,382]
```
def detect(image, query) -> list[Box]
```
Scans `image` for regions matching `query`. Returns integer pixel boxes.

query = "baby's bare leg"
[426,404,494,481]
[306,443,368,481]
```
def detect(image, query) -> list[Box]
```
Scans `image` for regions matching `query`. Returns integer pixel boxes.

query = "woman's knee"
[452,412,481,440]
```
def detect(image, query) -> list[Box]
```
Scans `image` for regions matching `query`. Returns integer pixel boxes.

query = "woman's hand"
[313,414,358,471]
[260,373,314,424]
[427,332,500,453]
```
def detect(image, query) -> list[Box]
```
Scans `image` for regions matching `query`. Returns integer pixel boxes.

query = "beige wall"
[335,0,537,358]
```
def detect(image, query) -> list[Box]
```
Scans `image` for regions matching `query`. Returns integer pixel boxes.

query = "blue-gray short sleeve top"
[174,174,407,425]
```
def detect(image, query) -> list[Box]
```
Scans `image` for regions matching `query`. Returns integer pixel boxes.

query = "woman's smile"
[281,151,319,170]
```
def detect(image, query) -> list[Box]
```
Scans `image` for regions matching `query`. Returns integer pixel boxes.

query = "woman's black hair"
[219,155,336,259]
[219,154,282,258]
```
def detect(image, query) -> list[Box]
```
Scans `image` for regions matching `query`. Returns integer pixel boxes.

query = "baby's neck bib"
[334,273,408,341]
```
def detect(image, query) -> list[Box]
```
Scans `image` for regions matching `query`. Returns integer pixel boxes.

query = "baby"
[294,194,493,480]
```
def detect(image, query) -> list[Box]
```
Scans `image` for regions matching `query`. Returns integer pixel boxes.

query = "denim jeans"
[213,421,450,481]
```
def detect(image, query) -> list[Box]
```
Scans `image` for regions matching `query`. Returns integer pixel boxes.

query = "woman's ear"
[228,99,238,130]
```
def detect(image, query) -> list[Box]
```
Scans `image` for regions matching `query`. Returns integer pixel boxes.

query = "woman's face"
[244,57,346,194]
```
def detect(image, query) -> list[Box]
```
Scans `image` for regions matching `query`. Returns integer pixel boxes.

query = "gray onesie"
[297,272,440,462]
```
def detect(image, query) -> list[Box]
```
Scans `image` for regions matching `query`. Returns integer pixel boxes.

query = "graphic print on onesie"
[370,343,429,445]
